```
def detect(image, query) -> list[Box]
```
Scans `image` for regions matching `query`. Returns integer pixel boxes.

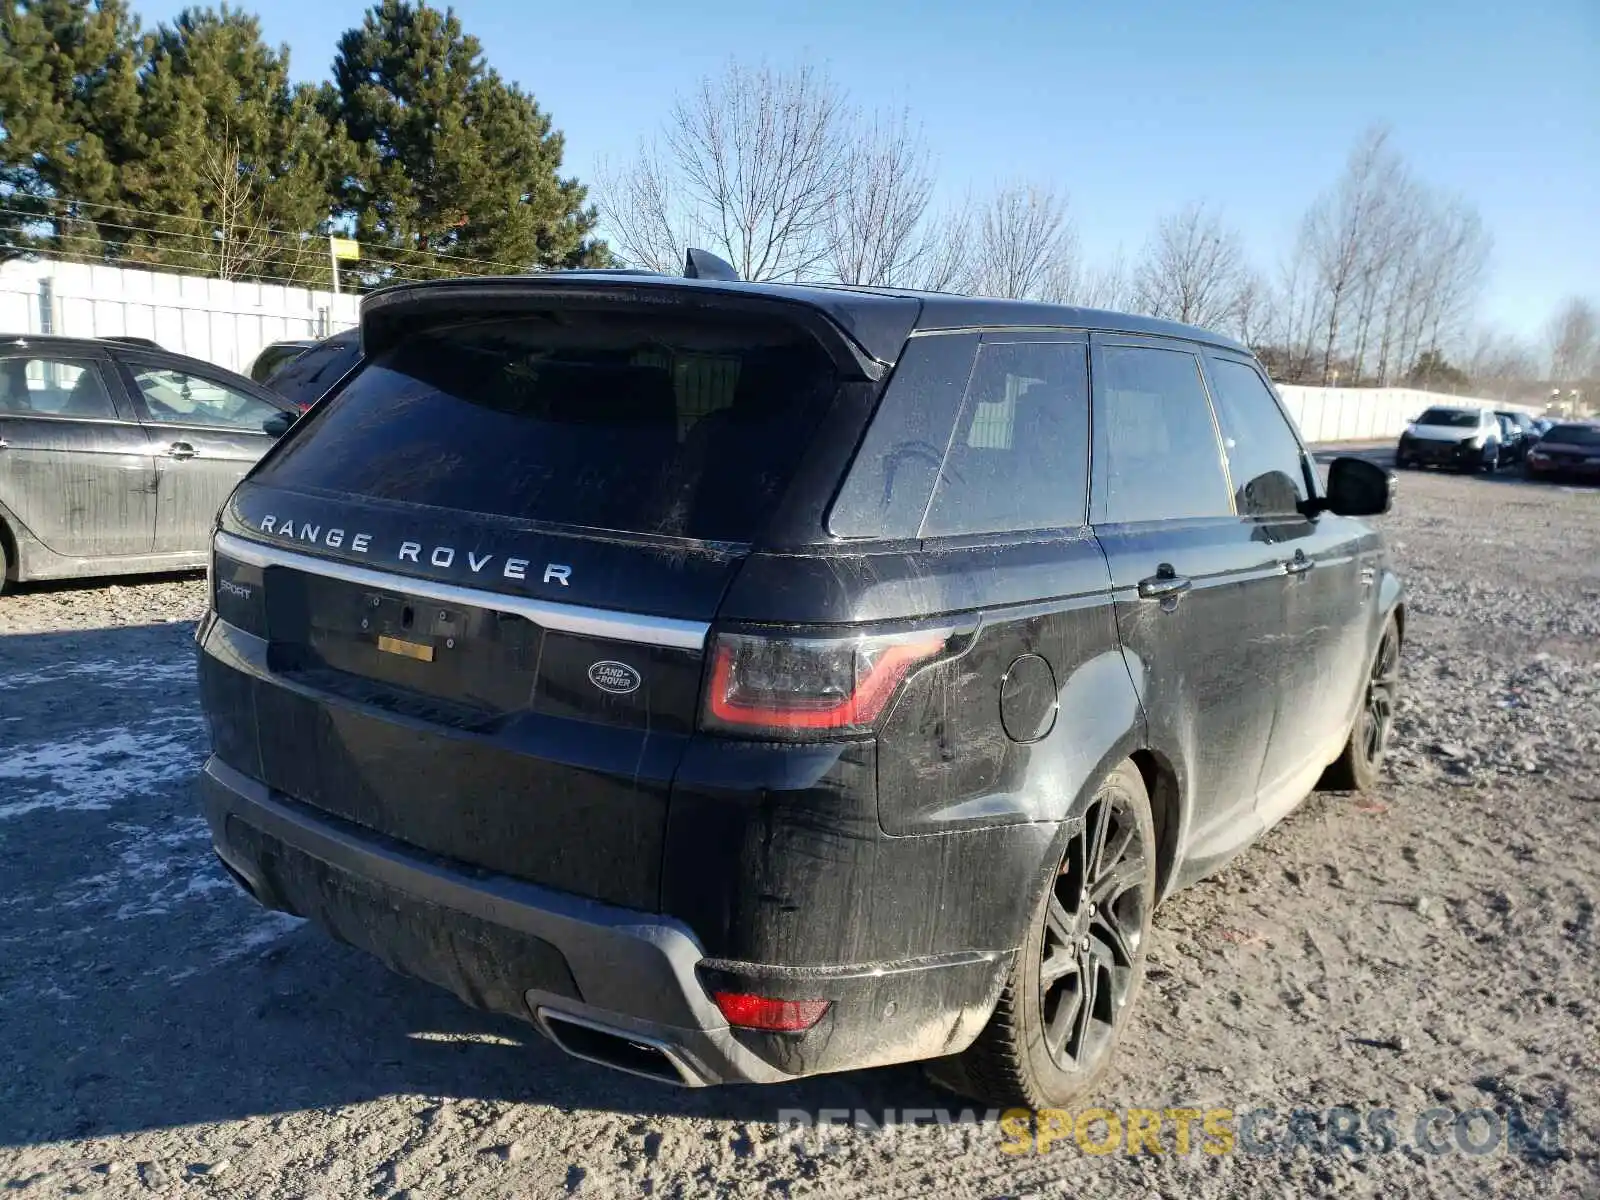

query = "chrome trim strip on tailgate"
[213,530,710,650]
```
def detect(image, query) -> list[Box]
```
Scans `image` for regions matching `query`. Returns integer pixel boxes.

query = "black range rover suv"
[196,271,1403,1106]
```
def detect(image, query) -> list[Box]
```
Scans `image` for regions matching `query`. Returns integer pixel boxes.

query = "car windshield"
[1416,408,1480,427]
[1543,424,1600,445]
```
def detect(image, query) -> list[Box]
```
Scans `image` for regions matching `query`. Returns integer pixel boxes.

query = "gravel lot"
[1,464,1595,1199]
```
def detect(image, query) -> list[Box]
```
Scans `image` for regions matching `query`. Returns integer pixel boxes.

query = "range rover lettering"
[195,262,1402,1106]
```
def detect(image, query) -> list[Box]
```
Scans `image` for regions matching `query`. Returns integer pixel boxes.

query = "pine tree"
[327,0,608,282]
[0,0,146,261]
[131,6,353,283]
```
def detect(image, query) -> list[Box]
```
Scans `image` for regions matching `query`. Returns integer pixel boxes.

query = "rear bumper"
[199,755,1008,1085]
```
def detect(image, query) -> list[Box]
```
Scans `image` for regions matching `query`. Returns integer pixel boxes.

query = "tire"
[1319,614,1401,792]
[1479,443,1499,474]
[927,760,1157,1108]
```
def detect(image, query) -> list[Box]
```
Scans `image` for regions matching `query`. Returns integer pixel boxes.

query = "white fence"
[0,260,359,377]
[1277,384,1538,444]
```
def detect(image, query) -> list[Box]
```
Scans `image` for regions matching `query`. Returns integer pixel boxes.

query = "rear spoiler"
[358,276,920,380]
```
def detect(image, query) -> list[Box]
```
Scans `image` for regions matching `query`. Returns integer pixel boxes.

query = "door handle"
[1283,551,1315,576]
[1138,565,1193,602]
[166,442,197,460]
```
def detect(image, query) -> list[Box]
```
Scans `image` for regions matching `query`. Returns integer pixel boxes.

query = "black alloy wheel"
[1319,614,1402,792]
[931,760,1157,1107]
[1354,621,1401,773]
[1037,791,1151,1072]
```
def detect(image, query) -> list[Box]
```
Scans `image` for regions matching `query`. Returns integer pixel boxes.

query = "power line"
[2,214,522,284]
[0,237,442,289]
[7,194,531,274]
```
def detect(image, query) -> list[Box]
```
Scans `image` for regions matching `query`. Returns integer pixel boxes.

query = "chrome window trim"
[213,530,709,651]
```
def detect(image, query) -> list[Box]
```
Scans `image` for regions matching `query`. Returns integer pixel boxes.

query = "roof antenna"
[683,248,739,282]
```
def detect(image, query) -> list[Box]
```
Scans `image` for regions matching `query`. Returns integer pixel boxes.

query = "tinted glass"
[1205,357,1308,516]
[264,335,362,405]
[921,341,1089,536]
[0,356,116,419]
[829,333,977,540]
[132,367,283,432]
[257,314,839,543]
[1417,408,1479,427]
[1544,424,1600,445]
[250,343,307,383]
[1095,345,1231,524]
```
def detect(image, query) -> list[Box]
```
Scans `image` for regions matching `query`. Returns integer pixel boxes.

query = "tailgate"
[205,298,863,908]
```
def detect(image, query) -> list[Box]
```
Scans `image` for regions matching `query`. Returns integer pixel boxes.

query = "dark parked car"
[246,338,316,384]
[1494,409,1540,463]
[196,270,1402,1108]
[257,330,362,410]
[0,334,298,592]
[1523,422,1600,483]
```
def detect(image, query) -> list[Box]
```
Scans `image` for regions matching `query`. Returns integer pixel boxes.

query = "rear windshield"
[1417,408,1479,427]
[256,313,838,543]
[1544,424,1600,445]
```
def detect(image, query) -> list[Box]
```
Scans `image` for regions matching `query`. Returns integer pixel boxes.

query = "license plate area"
[267,572,542,718]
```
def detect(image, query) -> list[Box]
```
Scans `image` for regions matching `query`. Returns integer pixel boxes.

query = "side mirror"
[1318,456,1393,517]
[262,410,294,438]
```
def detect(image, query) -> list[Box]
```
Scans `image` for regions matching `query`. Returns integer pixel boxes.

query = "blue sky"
[149,0,1597,341]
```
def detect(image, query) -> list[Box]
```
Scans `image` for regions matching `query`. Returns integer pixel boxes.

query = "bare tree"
[827,110,935,286]
[1462,325,1539,398]
[1276,128,1492,386]
[595,142,694,275]
[1545,297,1599,383]
[1231,268,1270,348]
[1271,231,1330,382]
[896,202,974,292]
[1301,127,1409,384]
[199,137,272,281]
[967,182,1077,300]
[1075,251,1133,311]
[1131,201,1249,329]
[597,61,851,281]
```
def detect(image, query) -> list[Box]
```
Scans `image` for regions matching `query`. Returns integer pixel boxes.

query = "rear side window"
[257,314,838,543]
[0,356,116,419]
[1093,345,1231,525]
[921,341,1089,537]
[1204,357,1309,517]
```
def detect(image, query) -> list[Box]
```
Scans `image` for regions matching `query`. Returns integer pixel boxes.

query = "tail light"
[701,628,955,739]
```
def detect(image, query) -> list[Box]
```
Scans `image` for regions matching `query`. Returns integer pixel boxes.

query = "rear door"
[117,357,290,553]
[0,350,157,559]
[1201,351,1369,810]
[207,302,861,908]
[1089,335,1287,864]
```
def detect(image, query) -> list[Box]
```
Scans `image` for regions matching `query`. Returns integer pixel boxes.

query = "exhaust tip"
[536,1009,703,1087]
